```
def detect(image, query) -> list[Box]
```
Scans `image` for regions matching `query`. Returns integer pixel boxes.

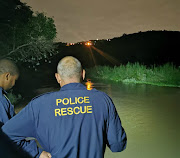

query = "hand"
[39,151,52,158]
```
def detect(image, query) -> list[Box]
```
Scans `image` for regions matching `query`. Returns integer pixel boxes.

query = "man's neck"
[61,79,80,87]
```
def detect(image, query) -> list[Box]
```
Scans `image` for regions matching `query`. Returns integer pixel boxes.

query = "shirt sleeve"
[0,101,10,126]
[10,104,16,117]
[104,94,127,152]
[0,129,33,158]
[1,101,43,157]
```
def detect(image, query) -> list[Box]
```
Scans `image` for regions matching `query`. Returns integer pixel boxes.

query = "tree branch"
[2,42,32,58]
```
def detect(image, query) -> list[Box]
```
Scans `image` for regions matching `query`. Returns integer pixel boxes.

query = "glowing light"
[66,43,70,46]
[91,46,119,65]
[66,42,75,46]
[89,46,97,67]
[85,41,92,46]
[85,80,93,90]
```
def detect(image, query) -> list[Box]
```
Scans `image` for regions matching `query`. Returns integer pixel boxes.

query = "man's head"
[0,59,19,91]
[55,56,85,87]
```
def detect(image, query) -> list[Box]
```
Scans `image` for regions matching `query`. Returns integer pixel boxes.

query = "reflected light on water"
[85,80,94,90]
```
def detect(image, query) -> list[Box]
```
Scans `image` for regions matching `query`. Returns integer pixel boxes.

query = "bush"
[86,63,180,87]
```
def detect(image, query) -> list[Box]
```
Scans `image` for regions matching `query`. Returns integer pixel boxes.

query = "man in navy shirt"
[0,59,19,126]
[0,59,51,158]
[2,56,127,158]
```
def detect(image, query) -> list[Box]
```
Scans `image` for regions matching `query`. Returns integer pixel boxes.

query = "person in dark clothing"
[0,128,32,158]
[0,59,51,158]
[2,56,127,158]
[0,59,19,126]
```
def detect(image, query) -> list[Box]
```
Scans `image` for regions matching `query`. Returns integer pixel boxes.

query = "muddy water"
[91,81,180,158]
[15,81,180,158]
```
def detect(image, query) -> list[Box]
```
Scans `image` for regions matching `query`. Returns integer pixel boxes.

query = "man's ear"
[5,73,10,80]
[55,73,61,84]
[82,69,86,80]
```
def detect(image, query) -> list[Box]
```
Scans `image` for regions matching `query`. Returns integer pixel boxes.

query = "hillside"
[55,30,180,68]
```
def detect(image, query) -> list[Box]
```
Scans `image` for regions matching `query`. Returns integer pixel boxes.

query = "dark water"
[90,81,180,158]
[15,80,180,158]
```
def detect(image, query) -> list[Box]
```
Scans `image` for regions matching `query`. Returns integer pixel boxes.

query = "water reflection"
[16,79,180,158]
[85,79,94,90]
[84,80,180,158]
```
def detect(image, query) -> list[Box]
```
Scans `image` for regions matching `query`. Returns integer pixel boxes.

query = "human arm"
[0,100,11,126]
[105,95,127,152]
[1,101,46,157]
[40,151,52,158]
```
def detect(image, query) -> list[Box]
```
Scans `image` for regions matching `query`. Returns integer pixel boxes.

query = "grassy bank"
[86,63,180,87]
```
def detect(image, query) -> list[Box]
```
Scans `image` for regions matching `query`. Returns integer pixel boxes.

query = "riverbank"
[86,63,180,87]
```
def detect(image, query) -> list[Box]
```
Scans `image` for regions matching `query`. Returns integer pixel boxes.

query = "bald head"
[0,59,19,76]
[57,56,82,81]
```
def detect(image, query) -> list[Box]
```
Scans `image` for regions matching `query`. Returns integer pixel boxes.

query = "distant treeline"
[86,63,180,87]
[56,31,180,68]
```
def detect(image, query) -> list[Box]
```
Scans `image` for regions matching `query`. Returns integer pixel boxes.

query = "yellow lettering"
[55,105,93,117]
[74,107,80,114]
[75,97,78,104]
[78,97,83,104]
[61,108,67,116]
[87,106,92,113]
[67,107,73,115]
[63,98,69,105]
[80,106,87,114]
[84,97,90,103]
[56,99,61,106]
[70,98,75,105]
[55,109,61,116]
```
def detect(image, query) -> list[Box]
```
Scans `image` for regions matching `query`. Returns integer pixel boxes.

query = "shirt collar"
[0,87,7,95]
[60,83,87,91]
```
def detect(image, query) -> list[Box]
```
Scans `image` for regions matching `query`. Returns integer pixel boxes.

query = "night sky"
[21,0,180,43]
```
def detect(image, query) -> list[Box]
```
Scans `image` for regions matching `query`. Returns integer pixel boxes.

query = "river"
[88,81,180,158]
[15,80,180,158]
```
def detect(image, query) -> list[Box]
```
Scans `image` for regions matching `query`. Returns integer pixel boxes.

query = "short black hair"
[0,59,19,76]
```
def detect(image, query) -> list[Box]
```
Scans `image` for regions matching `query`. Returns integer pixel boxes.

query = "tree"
[0,0,57,67]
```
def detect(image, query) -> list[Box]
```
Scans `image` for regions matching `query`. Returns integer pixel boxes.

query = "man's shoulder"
[0,100,5,109]
[90,88,111,99]
[0,87,5,99]
[31,90,60,101]
[0,94,10,110]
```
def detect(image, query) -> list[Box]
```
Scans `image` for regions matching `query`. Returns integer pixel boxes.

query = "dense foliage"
[87,63,180,87]
[0,0,57,67]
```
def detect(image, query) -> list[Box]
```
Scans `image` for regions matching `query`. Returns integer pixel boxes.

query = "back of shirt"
[2,83,127,158]
[36,89,106,157]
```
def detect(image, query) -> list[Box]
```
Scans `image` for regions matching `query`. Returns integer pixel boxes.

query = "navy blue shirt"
[0,87,42,157]
[2,83,127,158]
[0,87,15,126]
